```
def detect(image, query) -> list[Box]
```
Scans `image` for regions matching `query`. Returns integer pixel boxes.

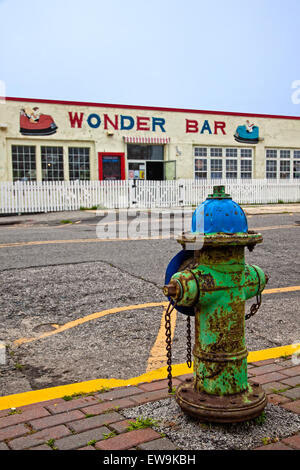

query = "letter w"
[69,112,84,128]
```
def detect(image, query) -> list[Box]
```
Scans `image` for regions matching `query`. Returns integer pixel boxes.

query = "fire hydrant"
[163,186,268,423]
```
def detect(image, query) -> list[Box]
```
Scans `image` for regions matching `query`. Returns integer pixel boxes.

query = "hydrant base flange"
[176,381,267,423]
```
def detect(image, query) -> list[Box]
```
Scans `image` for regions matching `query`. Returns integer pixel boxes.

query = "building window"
[211,159,222,179]
[195,147,207,157]
[266,160,277,179]
[241,149,252,158]
[226,159,237,179]
[41,146,64,181]
[241,159,252,179]
[194,147,252,179]
[195,159,207,179]
[266,148,300,179]
[69,147,90,180]
[211,148,223,157]
[294,160,300,179]
[12,145,36,181]
[280,160,290,179]
[127,144,164,160]
[226,148,237,158]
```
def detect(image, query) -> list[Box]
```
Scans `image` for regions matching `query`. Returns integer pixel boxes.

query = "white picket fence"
[0,180,300,213]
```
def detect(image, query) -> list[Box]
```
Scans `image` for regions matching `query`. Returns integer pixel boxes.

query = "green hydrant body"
[164,186,268,423]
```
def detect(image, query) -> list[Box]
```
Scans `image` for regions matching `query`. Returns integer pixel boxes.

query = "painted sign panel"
[20,107,58,136]
[234,120,259,144]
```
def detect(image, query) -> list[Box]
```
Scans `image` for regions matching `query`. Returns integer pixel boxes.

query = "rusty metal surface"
[177,231,263,249]
[176,381,267,423]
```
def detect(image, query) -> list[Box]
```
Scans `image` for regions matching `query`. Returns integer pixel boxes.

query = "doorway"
[146,161,164,180]
[98,153,125,180]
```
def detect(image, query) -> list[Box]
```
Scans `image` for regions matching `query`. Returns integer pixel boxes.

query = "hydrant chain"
[164,300,177,394]
[245,265,262,320]
[186,316,192,368]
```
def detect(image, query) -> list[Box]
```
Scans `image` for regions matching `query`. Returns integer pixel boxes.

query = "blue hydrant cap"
[191,185,248,234]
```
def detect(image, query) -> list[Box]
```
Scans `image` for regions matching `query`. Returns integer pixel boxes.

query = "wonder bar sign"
[68,111,227,135]
[68,112,166,132]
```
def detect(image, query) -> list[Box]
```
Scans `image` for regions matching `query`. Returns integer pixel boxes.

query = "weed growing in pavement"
[60,220,73,224]
[126,416,159,431]
[87,439,97,446]
[103,431,117,440]
[8,408,22,415]
[253,411,267,426]
[46,438,58,450]
[97,386,111,394]
[62,390,101,401]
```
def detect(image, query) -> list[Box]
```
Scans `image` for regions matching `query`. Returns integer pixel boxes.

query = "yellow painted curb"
[0,343,299,411]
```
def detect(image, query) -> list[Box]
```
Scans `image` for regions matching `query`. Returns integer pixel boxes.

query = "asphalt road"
[0,210,299,397]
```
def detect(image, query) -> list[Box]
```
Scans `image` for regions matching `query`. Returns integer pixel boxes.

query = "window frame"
[194,146,253,180]
[11,145,37,182]
[41,146,64,181]
[266,148,300,180]
[68,147,90,181]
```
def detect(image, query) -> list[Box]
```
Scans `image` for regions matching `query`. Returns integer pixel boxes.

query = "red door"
[98,152,125,180]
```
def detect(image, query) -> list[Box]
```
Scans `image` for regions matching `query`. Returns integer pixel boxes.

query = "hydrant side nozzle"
[163,279,182,301]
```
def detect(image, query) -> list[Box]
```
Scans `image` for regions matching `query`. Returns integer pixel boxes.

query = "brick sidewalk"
[0,356,299,451]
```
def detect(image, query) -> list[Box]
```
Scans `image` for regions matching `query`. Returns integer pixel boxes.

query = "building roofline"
[5,96,300,121]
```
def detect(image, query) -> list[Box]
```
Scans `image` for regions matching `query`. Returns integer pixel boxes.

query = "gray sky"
[1,0,300,115]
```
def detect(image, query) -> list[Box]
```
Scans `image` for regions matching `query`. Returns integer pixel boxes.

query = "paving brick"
[280,376,300,387]
[45,396,100,414]
[254,442,294,450]
[81,398,134,415]
[249,364,285,376]
[281,366,300,377]
[18,398,65,411]
[29,409,85,430]
[0,423,28,441]
[9,425,71,450]
[138,378,181,392]
[55,426,110,450]
[282,434,300,450]
[250,359,277,367]
[261,381,290,394]
[282,400,300,414]
[280,387,300,400]
[95,386,142,401]
[267,394,291,405]
[174,374,193,382]
[0,442,9,450]
[68,411,122,433]
[108,419,133,434]
[29,444,52,450]
[138,437,178,450]
[130,389,171,405]
[0,407,50,428]
[78,445,96,450]
[94,428,161,450]
[249,372,288,385]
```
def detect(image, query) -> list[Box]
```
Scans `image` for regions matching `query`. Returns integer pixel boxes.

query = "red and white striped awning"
[124,136,170,144]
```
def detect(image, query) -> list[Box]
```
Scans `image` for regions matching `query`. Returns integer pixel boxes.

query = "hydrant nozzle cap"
[163,280,181,300]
